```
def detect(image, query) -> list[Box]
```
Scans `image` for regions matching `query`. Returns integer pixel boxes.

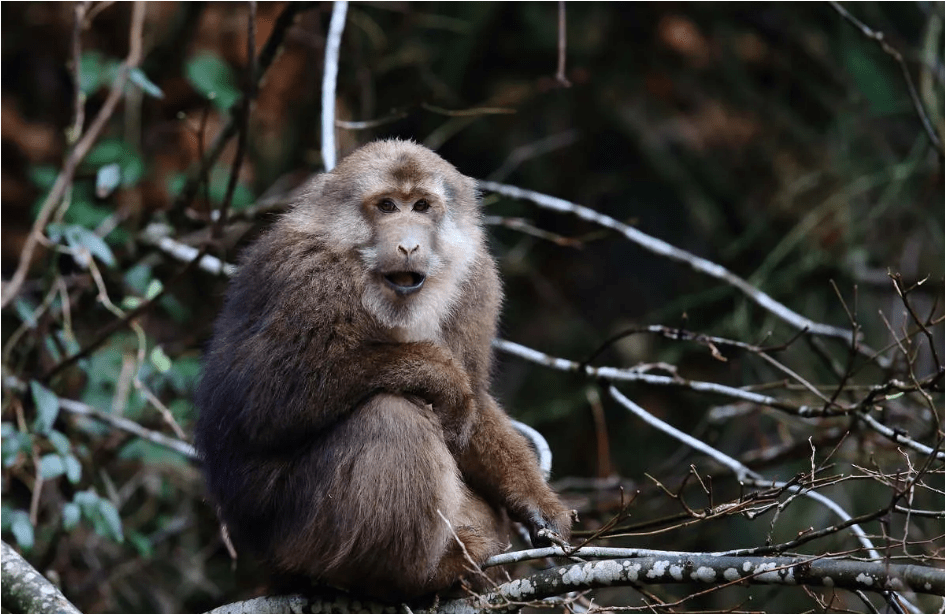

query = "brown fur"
[194,140,571,602]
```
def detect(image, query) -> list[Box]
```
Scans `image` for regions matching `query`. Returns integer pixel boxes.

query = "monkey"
[194,139,572,602]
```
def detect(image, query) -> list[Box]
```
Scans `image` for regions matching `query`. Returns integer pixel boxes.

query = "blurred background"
[2,3,943,613]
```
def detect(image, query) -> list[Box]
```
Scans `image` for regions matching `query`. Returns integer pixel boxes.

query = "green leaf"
[167,173,186,198]
[96,163,122,198]
[79,51,106,95]
[95,499,124,543]
[13,298,37,328]
[120,155,145,187]
[127,531,154,557]
[64,455,82,484]
[2,427,32,468]
[62,225,116,268]
[63,502,81,530]
[145,279,164,300]
[208,167,254,208]
[10,510,34,550]
[124,264,153,294]
[121,296,143,310]
[74,489,100,515]
[128,67,164,99]
[86,139,128,166]
[30,381,60,435]
[39,454,66,479]
[28,165,59,190]
[60,196,112,231]
[47,430,71,456]
[841,43,903,116]
[118,439,189,466]
[85,139,145,188]
[185,53,241,111]
[150,346,172,373]
[166,356,202,394]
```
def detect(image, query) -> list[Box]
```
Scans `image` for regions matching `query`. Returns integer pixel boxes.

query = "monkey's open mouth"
[383,271,426,295]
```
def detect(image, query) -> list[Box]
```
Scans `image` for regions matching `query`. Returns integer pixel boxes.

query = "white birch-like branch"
[479,180,856,343]
[321,1,348,171]
[510,419,553,479]
[494,338,823,416]
[139,224,236,277]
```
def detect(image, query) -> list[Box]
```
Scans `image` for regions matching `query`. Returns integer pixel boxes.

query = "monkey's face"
[296,140,483,340]
[360,191,441,298]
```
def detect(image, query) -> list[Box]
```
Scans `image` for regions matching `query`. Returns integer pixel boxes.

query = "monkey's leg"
[275,394,502,601]
[457,395,573,544]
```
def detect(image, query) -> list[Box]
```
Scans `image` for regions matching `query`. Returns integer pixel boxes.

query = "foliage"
[1,3,942,614]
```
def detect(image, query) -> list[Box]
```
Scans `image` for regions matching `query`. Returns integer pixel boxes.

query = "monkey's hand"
[521,504,574,548]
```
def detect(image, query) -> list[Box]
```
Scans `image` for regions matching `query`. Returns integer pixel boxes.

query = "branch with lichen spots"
[199,553,944,614]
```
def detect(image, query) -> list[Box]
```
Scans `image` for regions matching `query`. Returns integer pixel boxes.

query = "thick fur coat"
[194,140,571,601]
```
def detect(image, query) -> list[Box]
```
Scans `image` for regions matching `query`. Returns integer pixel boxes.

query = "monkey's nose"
[397,243,420,256]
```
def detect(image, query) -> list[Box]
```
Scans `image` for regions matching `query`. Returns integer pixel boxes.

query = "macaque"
[194,140,571,602]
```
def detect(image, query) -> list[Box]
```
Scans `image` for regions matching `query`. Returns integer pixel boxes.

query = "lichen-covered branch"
[2,540,83,614]
[197,554,945,614]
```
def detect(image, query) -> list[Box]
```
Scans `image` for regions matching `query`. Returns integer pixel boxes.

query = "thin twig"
[420,102,516,117]
[555,1,571,87]
[41,240,214,381]
[606,387,899,570]
[830,1,944,157]
[2,1,146,309]
[890,273,942,373]
[213,1,257,240]
[335,110,409,130]
[67,2,88,145]
[173,2,314,210]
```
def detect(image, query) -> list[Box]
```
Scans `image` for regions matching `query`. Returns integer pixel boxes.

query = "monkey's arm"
[208,341,474,451]
[457,396,572,543]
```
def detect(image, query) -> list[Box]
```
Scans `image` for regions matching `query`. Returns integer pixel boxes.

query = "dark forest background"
[1,3,943,614]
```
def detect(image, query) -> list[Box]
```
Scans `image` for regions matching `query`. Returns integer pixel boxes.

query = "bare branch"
[555,2,571,87]
[495,338,828,417]
[830,1,944,157]
[479,181,859,345]
[173,2,314,210]
[321,1,349,171]
[212,1,257,240]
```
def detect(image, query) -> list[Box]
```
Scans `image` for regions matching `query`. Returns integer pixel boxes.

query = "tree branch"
[479,181,859,345]
[1,540,83,614]
[198,553,944,614]
[321,1,348,171]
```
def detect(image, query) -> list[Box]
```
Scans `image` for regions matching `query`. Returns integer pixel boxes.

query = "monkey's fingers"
[523,509,571,547]
[535,528,571,549]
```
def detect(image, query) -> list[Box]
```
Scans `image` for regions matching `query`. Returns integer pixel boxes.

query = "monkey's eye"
[413,199,430,212]
[377,199,397,213]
